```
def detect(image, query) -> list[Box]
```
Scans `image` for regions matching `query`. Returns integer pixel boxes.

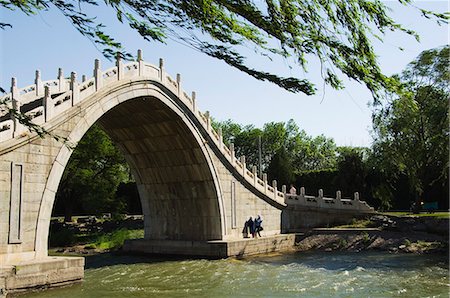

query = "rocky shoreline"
[294,215,449,255]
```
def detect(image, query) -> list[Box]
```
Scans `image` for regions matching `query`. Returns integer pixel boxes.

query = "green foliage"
[334,147,367,197]
[49,228,76,247]
[55,124,130,221]
[371,46,449,208]
[2,0,448,96]
[295,169,338,197]
[267,147,294,187]
[94,228,144,250]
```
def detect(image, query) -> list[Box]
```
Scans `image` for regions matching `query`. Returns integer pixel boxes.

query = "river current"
[24,251,448,297]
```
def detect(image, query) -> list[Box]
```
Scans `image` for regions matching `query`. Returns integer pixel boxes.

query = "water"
[23,252,448,297]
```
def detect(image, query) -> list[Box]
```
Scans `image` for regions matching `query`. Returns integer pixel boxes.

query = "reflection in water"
[23,252,449,297]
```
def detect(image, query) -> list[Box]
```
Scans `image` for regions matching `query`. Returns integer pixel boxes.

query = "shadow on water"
[84,251,216,269]
[251,250,449,272]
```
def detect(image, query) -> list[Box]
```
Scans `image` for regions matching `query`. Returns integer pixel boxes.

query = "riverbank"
[295,215,449,254]
[49,214,449,256]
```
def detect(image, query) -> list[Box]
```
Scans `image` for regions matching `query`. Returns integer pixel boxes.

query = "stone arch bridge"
[0,51,293,291]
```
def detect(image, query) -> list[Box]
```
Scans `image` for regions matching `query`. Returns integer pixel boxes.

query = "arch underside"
[98,96,223,241]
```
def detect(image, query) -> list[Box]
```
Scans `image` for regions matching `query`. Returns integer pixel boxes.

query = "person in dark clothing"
[254,215,263,237]
[242,217,254,238]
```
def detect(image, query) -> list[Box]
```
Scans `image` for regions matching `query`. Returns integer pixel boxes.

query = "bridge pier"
[123,234,296,258]
[0,256,84,296]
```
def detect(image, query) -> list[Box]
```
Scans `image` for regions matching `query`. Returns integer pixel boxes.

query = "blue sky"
[0,1,448,147]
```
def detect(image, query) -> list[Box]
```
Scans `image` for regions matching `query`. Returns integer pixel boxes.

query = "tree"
[371,45,449,209]
[334,147,367,197]
[55,124,130,221]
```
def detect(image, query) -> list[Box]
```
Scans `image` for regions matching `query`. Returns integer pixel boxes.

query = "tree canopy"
[371,45,449,206]
[2,0,448,96]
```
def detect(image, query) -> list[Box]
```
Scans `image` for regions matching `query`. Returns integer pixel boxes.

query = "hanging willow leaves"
[1,0,449,96]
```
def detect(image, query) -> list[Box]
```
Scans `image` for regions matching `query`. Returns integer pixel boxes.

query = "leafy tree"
[213,118,338,186]
[371,45,449,208]
[334,147,367,197]
[55,124,130,221]
[268,146,294,187]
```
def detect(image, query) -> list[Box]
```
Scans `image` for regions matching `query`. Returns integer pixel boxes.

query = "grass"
[382,212,449,219]
[94,228,144,250]
[334,219,374,228]
[49,226,144,251]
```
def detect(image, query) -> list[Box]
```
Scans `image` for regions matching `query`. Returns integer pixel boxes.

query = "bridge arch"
[0,55,286,264]
[35,80,227,256]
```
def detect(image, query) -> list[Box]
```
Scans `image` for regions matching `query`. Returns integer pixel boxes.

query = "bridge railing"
[282,187,374,212]
[0,50,287,206]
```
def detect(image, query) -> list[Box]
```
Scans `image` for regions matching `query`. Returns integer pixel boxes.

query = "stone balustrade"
[283,186,374,213]
[0,50,286,206]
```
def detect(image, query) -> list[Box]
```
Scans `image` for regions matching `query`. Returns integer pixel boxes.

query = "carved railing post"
[300,187,305,196]
[11,77,26,136]
[272,180,277,200]
[35,70,43,96]
[354,192,359,201]
[94,59,102,91]
[205,111,210,131]
[336,190,342,200]
[176,73,181,97]
[191,91,197,114]
[263,173,267,194]
[58,68,64,92]
[218,127,223,149]
[70,72,79,105]
[116,52,124,80]
[159,58,164,82]
[43,86,53,122]
[230,143,235,164]
[318,189,323,199]
[252,166,257,185]
[137,49,144,76]
[82,75,86,82]
[282,185,287,194]
[240,155,246,175]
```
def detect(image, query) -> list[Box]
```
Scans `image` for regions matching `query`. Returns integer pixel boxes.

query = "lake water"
[23,251,449,297]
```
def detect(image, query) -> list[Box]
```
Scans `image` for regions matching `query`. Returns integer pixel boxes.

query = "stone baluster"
[35,70,43,96]
[263,173,268,194]
[272,180,277,200]
[82,75,86,82]
[240,155,246,176]
[176,73,181,97]
[94,59,102,91]
[318,189,323,199]
[300,187,305,196]
[354,192,359,201]
[159,58,165,82]
[70,72,79,105]
[252,166,257,185]
[282,185,287,194]
[205,111,210,131]
[116,53,124,80]
[218,127,223,149]
[230,143,235,163]
[191,91,197,113]
[11,77,26,136]
[336,190,342,200]
[58,68,65,92]
[43,86,53,122]
[137,49,144,76]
